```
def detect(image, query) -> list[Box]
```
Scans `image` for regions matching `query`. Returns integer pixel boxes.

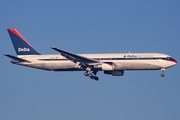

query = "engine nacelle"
[104,70,124,76]
[94,62,122,71]
[102,63,114,70]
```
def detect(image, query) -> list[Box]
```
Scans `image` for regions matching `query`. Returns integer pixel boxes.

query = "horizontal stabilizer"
[3,54,30,62]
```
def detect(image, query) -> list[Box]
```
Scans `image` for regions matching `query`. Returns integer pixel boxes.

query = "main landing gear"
[161,68,165,77]
[77,64,99,81]
[84,71,99,81]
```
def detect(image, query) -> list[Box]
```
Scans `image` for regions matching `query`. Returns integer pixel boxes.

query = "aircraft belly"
[42,62,75,70]
[24,62,76,70]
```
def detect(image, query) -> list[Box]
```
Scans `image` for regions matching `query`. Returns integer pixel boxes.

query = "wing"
[4,54,30,62]
[51,46,99,64]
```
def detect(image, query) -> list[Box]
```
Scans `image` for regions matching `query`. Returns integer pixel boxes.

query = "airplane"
[4,28,177,81]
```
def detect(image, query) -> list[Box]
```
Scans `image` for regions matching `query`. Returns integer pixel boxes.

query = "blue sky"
[0,0,180,120]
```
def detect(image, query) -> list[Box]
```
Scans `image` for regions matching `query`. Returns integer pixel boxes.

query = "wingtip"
[51,46,57,49]
[3,54,8,56]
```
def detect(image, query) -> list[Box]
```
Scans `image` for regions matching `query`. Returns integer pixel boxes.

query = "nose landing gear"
[161,73,165,77]
[161,68,165,77]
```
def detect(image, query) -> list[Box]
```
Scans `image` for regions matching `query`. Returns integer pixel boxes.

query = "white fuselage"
[13,53,176,71]
[6,28,177,79]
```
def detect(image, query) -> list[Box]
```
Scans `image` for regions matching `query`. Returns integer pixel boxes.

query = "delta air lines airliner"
[4,28,177,81]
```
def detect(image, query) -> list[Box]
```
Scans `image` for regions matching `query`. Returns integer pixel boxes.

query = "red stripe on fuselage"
[166,59,177,64]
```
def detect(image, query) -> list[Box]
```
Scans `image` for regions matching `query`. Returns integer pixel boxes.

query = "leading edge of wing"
[51,46,99,63]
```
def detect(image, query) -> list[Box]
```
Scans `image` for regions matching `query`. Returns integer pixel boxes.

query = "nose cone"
[170,58,177,66]
[174,59,177,64]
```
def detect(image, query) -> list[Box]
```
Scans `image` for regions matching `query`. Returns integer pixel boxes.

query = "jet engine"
[104,70,124,76]
[93,62,122,71]
[101,63,114,70]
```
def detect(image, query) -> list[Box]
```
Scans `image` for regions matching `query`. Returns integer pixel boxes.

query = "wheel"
[88,73,92,77]
[90,76,95,79]
[94,77,99,81]
[84,71,89,76]
[161,74,165,77]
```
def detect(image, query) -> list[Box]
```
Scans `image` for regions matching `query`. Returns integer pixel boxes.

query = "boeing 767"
[4,28,177,81]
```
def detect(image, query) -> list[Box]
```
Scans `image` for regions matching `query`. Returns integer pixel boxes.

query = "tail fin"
[7,28,40,55]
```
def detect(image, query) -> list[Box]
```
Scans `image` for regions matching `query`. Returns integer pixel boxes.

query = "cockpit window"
[167,57,171,59]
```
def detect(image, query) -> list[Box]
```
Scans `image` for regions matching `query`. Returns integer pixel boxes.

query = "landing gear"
[84,71,89,76]
[90,75,95,79]
[90,75,99,81]
[75,61,99,80]
[161,73,165,77]
[94,76,99,81]
[160,68,165,77]
[84,70,99,81]
[92,71,99,81]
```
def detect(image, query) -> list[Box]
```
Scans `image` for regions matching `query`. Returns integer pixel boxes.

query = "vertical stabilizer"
[7,28,40,55]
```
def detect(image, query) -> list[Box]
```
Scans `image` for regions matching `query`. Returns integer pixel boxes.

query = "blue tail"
[7,28,40,55]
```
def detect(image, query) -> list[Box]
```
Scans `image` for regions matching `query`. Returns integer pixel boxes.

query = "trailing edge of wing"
[3,54,31,62]
[51,46,99,63]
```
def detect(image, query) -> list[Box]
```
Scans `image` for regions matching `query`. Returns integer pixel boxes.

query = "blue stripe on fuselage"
[38,57,176,61]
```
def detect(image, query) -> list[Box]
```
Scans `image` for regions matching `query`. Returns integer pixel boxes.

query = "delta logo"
[18,47,30,52]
